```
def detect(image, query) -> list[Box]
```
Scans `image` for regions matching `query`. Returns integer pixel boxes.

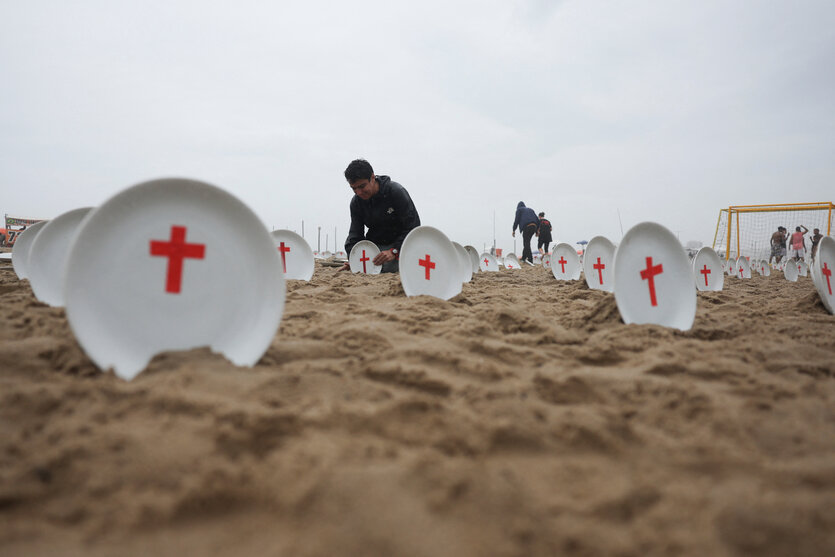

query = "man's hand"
[373,249,396,266]
[512,231,516,238]
[337,262,350,272]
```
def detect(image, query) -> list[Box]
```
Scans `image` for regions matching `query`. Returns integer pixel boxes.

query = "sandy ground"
[1,256,834,557]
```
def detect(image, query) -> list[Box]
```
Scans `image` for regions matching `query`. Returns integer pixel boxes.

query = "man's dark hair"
[344,159,374,183]
[796,226,801,232]
[538,212,545,217]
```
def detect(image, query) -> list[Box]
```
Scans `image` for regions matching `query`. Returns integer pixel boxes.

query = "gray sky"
[2,0,833,254]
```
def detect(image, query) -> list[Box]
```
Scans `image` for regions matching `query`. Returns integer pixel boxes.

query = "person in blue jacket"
[512,201,540,265]
[339,159,421,273]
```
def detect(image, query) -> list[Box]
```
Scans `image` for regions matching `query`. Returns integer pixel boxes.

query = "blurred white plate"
[11,220,49,279]
[551,243,581,281]
[28,208,93,306]
[583,236,615,292]
[271,229,314,281]
[349,240,382,274]
[692,247,724,291]
[64,178,284,380]
[399,226,462,300]
[613,222,696,331]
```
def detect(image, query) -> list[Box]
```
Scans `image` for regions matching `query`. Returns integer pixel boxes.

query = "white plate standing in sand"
[63,178,285,381]
[783,259,798,282]
[797,259,808,277]
[399,226,462,300]
[812,236,835,314]
[692,246,724,292]
[479,252,499,272]
[27,208,93,306]
[11,220,49,280]
[583,236,615,292]
[504,252,521,269]
[725,259,736,277]
[760,260,771,276]
[464,245,480,274]
[541,253,551,270]
[349,240,382,274]
[551,243,582,281]
[736,257,751,279]
[452,241,473,284]
[271,230,314,281]
[613,222,697,331]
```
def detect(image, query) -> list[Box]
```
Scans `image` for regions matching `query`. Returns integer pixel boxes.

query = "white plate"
[504,253,520,269]
[399,226,462,300]
[541,253,551,270]
[692,247,724,291]
[736,257,751,279]
[349,240,382,274]
[796,259,808,277]
[452,241,472,284]
[28,208,93,306]
[783,259,798,282]
[271,230,314,281]
[11,220,49,279]
[64,178,284,380]
[551,243,581,281]
[613,222,696,331]
[583,236,615,292]
[812,237,834,313]
[479,252,499,272]
[464,245,480,274]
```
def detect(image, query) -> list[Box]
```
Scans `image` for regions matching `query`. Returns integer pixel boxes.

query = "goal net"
[712,202,833,261]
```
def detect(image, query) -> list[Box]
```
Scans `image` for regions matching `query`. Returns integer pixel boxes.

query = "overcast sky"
[2,0,833,254]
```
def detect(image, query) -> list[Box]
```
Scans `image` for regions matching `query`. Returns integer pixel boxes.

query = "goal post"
[712,202,834,261]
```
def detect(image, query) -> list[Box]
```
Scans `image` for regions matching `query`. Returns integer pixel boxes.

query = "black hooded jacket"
[345,176,421,255]
[512,202,539,233]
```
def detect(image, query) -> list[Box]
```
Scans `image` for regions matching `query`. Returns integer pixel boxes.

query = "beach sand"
[1,257,834,556]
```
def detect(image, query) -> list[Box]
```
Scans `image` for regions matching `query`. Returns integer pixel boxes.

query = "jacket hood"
[517,201,526,209]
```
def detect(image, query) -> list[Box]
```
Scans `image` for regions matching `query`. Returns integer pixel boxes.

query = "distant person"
[789,225,808,260]
[810,228,823,261]
[512,201,539,265]
[770,226,787,264]
[339,159,420,273]
[536,212,552,254]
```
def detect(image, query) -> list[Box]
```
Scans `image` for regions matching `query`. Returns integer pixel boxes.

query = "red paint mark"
[557,256,567,274]
[483,258,490,267]
[593,257,605,284]
[419,254,436,280]
[739,266,744,276]
[639,256,664,307]
[360,249,370,273]
[700,264,711,286]
[822,262,832,295]
[278,242,290,273]
[149,225,205,294]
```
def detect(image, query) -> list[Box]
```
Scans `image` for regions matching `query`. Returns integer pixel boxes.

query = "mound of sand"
[1,258,834,556]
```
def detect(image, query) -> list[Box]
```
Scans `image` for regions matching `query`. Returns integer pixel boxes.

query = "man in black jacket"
[339,159,421,273]
[512,201,540,264]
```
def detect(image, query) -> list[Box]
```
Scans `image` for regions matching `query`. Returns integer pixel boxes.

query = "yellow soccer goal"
[713,202,833,261]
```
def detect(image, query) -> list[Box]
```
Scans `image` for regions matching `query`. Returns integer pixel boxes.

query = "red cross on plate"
[149,225,206,294]
[639,256,663,307]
